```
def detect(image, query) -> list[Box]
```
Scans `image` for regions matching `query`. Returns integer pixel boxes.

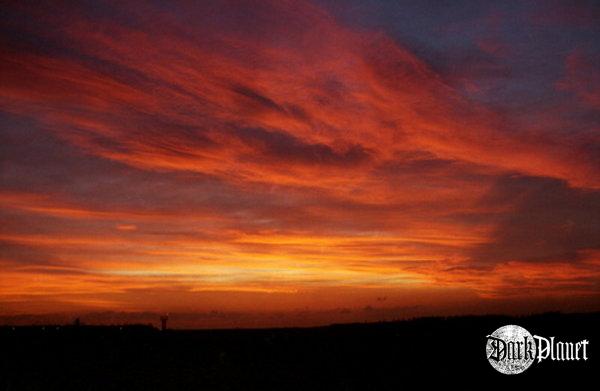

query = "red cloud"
[557,49,600,110]
[0,0,599,321]
[1,1,598,190]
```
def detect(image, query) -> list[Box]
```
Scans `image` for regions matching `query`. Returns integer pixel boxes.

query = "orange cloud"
[0,0,598,323]
[1,1,597,190]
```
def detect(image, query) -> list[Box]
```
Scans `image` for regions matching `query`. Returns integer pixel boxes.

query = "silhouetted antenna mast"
[160,315,169,331]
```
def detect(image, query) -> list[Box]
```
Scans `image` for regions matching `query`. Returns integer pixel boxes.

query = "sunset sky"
[1,0,599,328]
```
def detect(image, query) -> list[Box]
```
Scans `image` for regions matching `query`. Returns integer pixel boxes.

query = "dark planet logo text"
[486,325,589,374]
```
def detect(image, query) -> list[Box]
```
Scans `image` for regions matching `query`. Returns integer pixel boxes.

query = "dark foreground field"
[1,312,598,390]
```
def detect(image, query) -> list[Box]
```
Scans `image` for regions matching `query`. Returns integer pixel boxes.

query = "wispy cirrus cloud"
[0,0,599,324]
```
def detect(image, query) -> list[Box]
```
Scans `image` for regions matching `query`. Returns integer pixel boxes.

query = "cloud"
[557,48,600,110]
[0,0,599,320]
[1,1,598,189]
[470,175,600,263]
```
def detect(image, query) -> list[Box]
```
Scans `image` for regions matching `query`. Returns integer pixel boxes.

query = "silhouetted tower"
[160,315,168,331]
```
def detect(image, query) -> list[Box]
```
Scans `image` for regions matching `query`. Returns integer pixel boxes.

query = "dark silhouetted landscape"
[1,312,597,390]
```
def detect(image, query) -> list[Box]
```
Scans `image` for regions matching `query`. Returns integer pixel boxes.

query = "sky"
[1,0,599,328]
